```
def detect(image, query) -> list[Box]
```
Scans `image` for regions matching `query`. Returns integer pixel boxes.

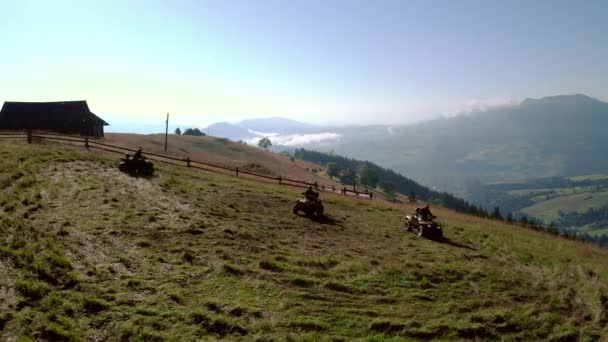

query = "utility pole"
[164,113,169,152]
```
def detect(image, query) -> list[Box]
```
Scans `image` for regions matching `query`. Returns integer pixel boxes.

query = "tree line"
[295,148,608,249]
[486,176,608,191]
[295,148,608,250]
[558,206,608,228]
[174,128,206,136]
[294,148,497,218]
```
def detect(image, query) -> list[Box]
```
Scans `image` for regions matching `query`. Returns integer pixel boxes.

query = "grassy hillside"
[104,133,339,187]
[2,142,608,340]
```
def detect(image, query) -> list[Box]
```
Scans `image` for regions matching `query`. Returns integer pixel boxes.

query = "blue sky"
[1,0,607,128]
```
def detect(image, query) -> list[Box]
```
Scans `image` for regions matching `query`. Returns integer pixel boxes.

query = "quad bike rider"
[418,205,434,221]
[293,186,324,216]
[119,146,154,176]
[404,204,442,239]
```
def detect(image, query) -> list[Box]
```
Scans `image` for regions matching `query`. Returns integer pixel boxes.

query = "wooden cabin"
[0,101,108,137]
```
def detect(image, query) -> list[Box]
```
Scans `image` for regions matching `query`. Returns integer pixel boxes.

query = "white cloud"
[247,129,279,137]
[246,132,341,146]
[450,97,519,116]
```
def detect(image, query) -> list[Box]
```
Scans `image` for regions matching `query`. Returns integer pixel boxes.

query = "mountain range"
[204,117,323,142]
[203,94,608,184]
[201,94,608,223]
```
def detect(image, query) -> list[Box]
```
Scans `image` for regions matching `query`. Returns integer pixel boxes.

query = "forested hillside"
[294,148,498,219]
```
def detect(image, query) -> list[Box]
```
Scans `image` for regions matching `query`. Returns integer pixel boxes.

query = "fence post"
[278,175,282,184]
[27,130,32,144]
[186,156,191,167]
[314,181,318,189]
[236,167,239,177]
[84,136,89,149]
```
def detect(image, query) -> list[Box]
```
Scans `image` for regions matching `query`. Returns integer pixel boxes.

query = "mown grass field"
[485,174,608,231]
[2,142,608,340]
[516,188,608,224]
[579,228,608,237]
[570,175,608,182]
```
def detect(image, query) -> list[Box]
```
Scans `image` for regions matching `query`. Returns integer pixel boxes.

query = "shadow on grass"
[120,170,157,180]
[296,213,345,228]
[440,237,476,251]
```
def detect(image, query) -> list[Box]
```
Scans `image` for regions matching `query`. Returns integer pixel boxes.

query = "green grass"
[2,142,608,340]
[496,174,608,226]
[506,186,600,198]
[519,190,608,222]
[577,227,608,237]
[570,174,608,182]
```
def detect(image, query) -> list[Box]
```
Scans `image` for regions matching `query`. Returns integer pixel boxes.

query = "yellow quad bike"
[404,214,443,239]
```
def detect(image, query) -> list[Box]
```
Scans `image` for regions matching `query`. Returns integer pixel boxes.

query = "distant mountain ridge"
[202,117,319,140]
[234,117,319,134]
[305,94,608,184]
[205,122,256,141]
[520,94,603,107]
[200,94,608,188]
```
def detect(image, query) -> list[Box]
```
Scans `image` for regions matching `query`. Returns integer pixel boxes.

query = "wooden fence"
[0,130,374,199]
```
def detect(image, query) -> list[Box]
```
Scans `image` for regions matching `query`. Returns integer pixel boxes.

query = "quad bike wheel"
[418,224,428,237]
[293,199,324,217]
[419,224,442,239]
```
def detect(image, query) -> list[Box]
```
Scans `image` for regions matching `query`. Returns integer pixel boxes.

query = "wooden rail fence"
[0,130,375,199]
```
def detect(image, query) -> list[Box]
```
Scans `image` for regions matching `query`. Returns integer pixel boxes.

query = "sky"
[1,0,607,129]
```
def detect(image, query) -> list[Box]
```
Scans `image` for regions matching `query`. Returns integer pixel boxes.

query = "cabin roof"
[0,101,109,125]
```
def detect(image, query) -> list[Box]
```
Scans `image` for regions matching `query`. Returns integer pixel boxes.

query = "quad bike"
[404,214,443,239]
[293,198,324,217]
[118,153,154,177]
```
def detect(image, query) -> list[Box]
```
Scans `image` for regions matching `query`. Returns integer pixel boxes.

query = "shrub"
[37,318,77,341]
[290,277,316,288]
[190,310,211,324]
[0,312,12,330]
[259,260,284,272]
[82,296,109,313]
[323,281,356,293]
[15,278,50,300]
[222,263,244,276]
